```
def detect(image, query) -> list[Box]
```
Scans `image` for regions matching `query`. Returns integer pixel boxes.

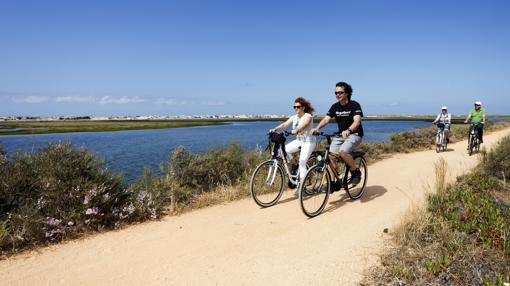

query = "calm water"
[0,120,427,183]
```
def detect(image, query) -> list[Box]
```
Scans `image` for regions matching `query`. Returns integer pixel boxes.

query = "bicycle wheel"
[435,133,441,153]
[299,164,330,217]
[345,156,368,200]
[250,160,285,207]
[468,135,475,156]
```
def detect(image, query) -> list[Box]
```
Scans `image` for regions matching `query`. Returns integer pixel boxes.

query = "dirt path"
[2,128,509,286]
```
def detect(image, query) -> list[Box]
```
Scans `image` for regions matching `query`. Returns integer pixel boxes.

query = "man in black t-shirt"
[311,81,364,187]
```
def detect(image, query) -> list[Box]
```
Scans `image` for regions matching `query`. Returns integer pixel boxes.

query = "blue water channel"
[0,120,428,183]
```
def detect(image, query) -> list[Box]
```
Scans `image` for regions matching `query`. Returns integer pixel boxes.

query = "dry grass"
[188,184,250,211]
[362,136,510,285]
[435,158,448,195]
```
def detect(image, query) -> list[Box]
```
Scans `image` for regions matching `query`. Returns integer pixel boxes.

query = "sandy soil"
[1,128,509,286]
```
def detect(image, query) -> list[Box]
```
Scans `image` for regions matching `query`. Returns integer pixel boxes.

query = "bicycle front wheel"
[250,160,285,207]
[300,164,330,217]
[468,135,475,156]
[346,156,368,200]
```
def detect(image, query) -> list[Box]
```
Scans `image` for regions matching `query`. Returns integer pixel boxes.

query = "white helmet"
[441,106,447,110]
[475,101,482,106]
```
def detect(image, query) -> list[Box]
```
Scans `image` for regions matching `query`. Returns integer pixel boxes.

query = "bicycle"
[250,131,319,208]
[299,132,368,217]
[434,122,448,153]
[467,122,481,156]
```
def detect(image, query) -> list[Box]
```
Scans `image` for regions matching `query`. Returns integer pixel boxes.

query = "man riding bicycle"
[464,101,486,144]
[311,81,363,190]
[432,106,451,143]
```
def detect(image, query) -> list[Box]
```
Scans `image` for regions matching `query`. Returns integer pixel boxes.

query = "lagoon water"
[0,120,428,183]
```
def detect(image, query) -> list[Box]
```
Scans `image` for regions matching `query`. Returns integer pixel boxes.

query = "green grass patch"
[0,120,227,135]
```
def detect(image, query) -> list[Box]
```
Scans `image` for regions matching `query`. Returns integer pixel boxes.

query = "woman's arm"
[270,117,293,132]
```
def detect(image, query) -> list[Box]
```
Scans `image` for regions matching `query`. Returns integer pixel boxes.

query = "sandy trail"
[1,128,509,286]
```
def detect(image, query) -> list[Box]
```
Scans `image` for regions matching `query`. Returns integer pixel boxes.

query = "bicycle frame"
[267,135,300,186]
[316,134,350,189]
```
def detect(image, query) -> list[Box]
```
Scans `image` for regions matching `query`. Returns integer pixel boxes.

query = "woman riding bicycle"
[432,106,451,143]
[269,97,316,187]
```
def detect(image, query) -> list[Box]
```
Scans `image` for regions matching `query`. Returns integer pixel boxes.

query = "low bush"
[0,142,167,256]
[483,135,510,181]
[167,143,264,206]
[363,135,510,285]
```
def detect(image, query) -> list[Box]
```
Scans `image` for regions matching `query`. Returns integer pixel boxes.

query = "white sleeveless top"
[436,112,451,124]
[291,113,316,142]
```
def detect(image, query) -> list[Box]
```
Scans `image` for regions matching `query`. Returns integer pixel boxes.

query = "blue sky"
[1,0,509,116]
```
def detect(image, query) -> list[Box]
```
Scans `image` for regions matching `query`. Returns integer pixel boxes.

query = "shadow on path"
[321,185,388,215]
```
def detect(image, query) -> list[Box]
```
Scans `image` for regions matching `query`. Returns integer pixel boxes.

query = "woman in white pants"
[269,97,316,186]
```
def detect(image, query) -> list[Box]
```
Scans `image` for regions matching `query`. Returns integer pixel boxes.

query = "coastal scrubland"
[362,135,510,285]
[0,121,509,258]
[0,120,226,135]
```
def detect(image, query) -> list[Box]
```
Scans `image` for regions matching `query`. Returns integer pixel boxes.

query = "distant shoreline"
[0,115,509,136]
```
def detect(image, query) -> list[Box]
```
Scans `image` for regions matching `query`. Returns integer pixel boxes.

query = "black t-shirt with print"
[327,100,364,137]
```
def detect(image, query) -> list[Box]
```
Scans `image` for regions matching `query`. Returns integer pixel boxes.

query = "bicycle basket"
[269,132,286,144]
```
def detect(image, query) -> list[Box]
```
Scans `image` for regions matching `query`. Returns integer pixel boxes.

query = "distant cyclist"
[311,81,363,189]
[464,101,486,143]
[432,106,451,143]
[269,97,316,186]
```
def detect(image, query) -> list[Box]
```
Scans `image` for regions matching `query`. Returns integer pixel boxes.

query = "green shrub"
[483,135,510,181]
[168,143,261,193]
[0,142,165,255]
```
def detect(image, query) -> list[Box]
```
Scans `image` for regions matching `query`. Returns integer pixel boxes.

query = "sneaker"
[350,169,362,185]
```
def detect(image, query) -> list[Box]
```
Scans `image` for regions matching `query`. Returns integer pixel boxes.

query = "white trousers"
[285,139,316,181]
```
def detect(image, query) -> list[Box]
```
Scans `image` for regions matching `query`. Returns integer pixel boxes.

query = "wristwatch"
[347,127,353,133]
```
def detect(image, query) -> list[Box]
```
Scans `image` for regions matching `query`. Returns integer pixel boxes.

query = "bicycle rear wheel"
[250,160,285,207]
[299,165,330,217]
[345,156,368,200]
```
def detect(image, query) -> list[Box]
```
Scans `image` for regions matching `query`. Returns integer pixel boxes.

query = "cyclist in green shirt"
[464,101,486,143]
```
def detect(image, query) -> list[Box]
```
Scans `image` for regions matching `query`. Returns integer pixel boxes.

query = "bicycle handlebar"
[315,131,340,138]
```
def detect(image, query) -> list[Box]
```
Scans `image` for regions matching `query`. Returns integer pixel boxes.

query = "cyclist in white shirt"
[433,106,451,143]
[270,97,316,187]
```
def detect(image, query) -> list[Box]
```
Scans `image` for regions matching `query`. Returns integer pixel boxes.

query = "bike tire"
[299,164,330,217]
[346,156,368,200]
[469,142,475,156]
[250,160,285,207]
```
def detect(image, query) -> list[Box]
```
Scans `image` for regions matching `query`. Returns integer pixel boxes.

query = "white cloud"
[154,98,190,106]
[99,96,147,105]
[200,101,225,106]
[153,98,226,106]
[13,96,50,103]
[54,96,95,103]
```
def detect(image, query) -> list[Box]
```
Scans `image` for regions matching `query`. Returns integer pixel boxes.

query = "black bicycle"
[250,131,319,208]
[467,122,481,156]
[298,132,368,217]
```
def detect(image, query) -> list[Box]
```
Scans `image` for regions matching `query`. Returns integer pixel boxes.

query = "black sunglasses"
[335,91,345,95]
[293,105,302,109]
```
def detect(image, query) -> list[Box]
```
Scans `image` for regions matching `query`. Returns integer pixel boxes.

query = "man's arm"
[464,114,471,123]
[311,115,332,134]
[341,115,361,138]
